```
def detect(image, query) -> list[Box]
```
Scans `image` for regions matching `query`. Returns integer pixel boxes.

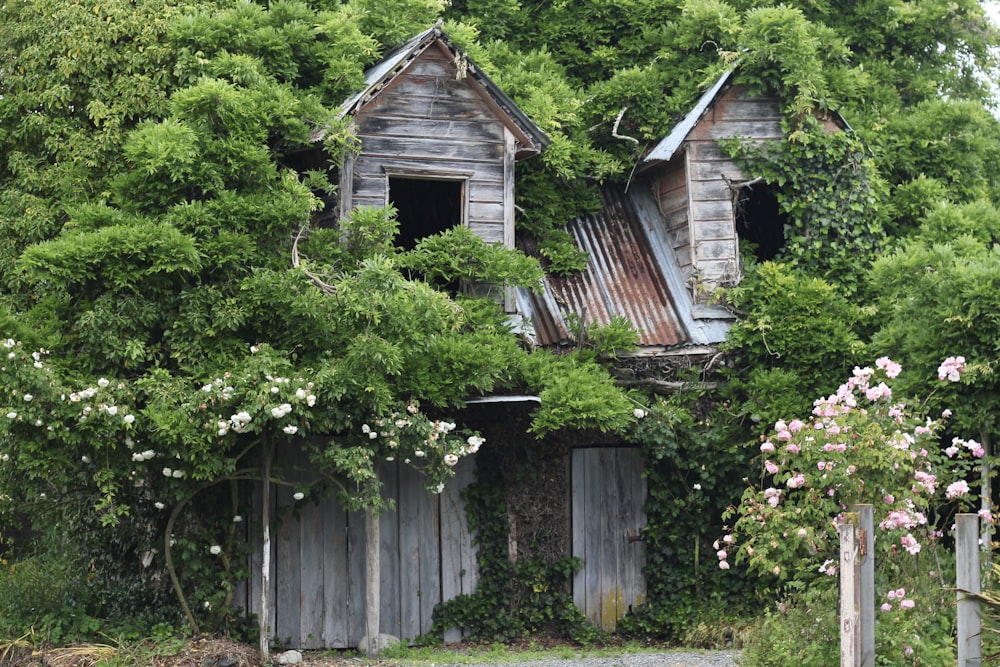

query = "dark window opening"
[389,177,463,250]
[735,184,787,263]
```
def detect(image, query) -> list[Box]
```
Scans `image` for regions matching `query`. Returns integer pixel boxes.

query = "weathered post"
[956,513,982,667]
[856,505,874,667]
[260,437,272,664]
[838,515,860,667]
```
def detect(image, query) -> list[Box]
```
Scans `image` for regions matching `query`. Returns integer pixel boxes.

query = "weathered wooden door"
[571,447,646,631]
[239,449,477,649]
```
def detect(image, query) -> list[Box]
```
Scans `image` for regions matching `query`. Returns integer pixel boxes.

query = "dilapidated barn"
[246,49,849,647]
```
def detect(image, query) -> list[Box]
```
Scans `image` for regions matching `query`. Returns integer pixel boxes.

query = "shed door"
[571,447,646,631]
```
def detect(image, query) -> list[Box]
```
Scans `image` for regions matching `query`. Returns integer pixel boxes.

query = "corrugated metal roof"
[338,26,549,154]
[516,184,732,351]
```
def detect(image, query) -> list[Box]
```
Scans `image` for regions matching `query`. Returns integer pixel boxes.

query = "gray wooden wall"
[238,448,478,649]
[653,85,782,300]
[571,447,646,632]
[344,41,515,248]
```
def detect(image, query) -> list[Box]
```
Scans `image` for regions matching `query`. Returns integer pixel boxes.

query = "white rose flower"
[414,449,425,458]
[283,425,298,435]
[633,408,647,419]
[97,378,110,388]
[444,454,459,466]
[293,492,305,501]
[22,394,32,402]
[210,545,222,555]
[233,515,243,523]
[123,414,135,424]
[172,469,184,478]
[306,395,316,407]
[154,502,165,510]
[81,455,91,464]
[5,412,16,419]
[106,405,119,416]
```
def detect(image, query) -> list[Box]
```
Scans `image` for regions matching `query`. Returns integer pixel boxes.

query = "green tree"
[0,0,638,651]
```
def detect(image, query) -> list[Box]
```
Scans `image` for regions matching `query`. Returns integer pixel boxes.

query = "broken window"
[388,176,465,250]
[734,182,787,263]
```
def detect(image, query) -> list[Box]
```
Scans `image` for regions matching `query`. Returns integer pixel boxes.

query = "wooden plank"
[714,98,782,121]
[956,514,983,667]
[691,199,734,225]
[357,116,506,143]
[602,448,622,629]
[323,492,350,648]
[688,119,783,142]
[584,449,602,626]
[689,178,734,203]
[397,463,422,642]
[571,449,587,617]
[688,159,746,183]
[380,461,403,641]
[417,474,442,636]
[467,201,505,223]
[346,506,367,646]
[440,456,478,642]
[361,135,505,162]
[360,93,497,124]
[692,217,736,243]
[468,222,504,244]
[354,156,504,181]
[274,473,301,646]
[694,239,738,262]
[299,467,325,648]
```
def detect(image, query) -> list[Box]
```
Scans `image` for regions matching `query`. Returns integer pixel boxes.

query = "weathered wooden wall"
[345,41,514,248]
[238,447,478,649]
[653,160,692,285]
[571,447,646,632]
[653,85,782,299]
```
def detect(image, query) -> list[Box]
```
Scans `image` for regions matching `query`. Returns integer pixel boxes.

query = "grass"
[376,640,726,665]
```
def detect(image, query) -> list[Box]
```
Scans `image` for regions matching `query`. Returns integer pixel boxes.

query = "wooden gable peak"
[340,25,550,160]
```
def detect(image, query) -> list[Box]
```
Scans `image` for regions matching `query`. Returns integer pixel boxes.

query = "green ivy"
[720,129,888,292]
[428,440,601,645]
[618,390,758,639]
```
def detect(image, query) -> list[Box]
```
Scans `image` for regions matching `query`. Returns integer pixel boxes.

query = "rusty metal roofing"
[516,184,732,351]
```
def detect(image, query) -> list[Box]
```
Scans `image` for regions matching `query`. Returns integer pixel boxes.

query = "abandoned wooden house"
[240,48,848,648]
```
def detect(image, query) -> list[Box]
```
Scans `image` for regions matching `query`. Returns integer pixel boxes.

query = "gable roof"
[643,70,736,164]
[340,25,550,157]
[643,69,854,164]
[516,183,732,352]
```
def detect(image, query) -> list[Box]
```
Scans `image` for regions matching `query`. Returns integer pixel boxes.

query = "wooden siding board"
[323,496,350,648]
[689,178,733,202]
[691,199,733,224]
[274,480,301,645]
[688,119,783,142]
[693,218,737,242]
[398,466,422,641]
[571,450,586,617]
[359,135,505,162]
[380,463,403,641]
[299,492,325,648]
[419,477,442,636]
[346,508,367,646]
[688,159,746,182]
[694,238,738,262]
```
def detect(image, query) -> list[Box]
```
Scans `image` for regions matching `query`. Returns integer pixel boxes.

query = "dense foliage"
[2,0,1000,657]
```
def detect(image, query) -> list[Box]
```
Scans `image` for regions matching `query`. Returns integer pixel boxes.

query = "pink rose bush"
[718,356,987,597]
[723,357,987,664]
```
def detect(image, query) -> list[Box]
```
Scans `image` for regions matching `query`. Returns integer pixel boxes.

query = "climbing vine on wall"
[618,387,759,640]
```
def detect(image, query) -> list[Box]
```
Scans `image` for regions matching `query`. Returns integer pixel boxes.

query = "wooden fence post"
[838,515,860,667]
[856,505,874,667]
[956,513,982,667]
